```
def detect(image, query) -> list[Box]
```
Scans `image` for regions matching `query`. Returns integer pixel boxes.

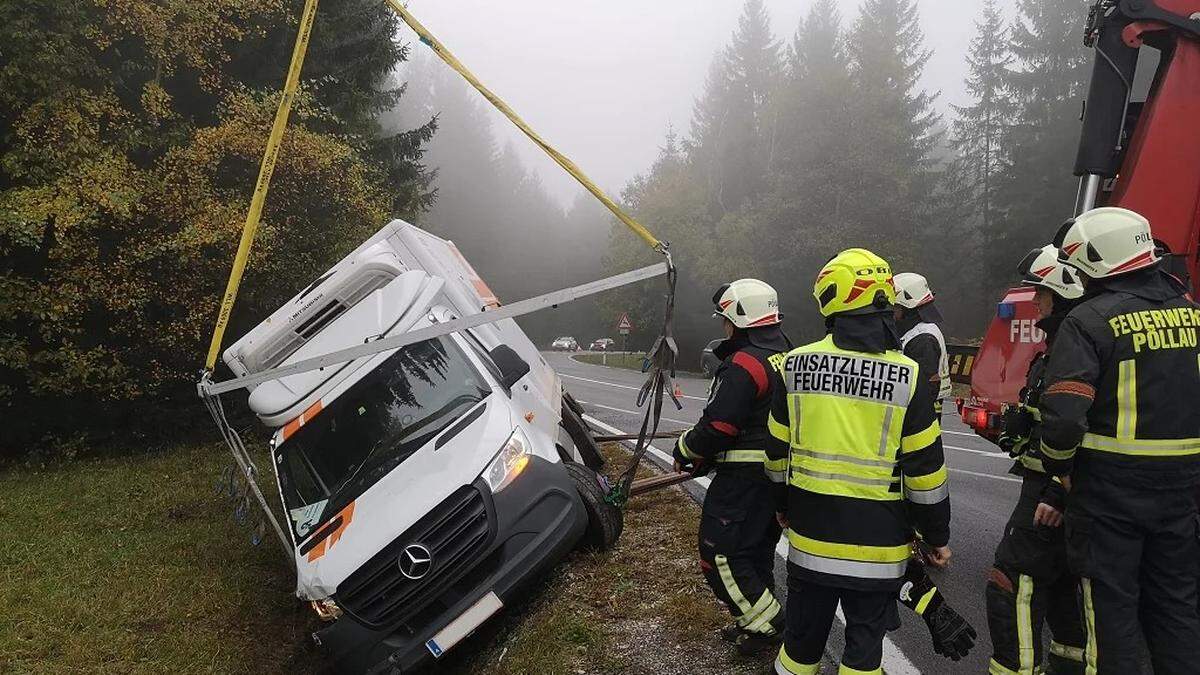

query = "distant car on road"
[700,338,723,378]
[552,336,580,351]
[589,338,615,351]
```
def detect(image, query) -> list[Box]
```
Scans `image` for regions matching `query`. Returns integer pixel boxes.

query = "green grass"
[0,443,322,674]
[1,442,764,674]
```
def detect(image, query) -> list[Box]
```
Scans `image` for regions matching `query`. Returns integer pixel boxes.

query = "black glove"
[998,405,1035,457]
[921,592,977,661]
[899,568,977,661]
[671,447,708,476]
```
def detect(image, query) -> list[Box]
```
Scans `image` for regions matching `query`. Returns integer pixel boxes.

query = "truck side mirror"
[489,345,530,389]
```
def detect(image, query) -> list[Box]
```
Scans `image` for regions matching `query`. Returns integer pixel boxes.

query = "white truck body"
[221,220,592,671]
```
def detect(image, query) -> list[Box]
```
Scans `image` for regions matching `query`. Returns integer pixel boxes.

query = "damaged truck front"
[222,220,619,673]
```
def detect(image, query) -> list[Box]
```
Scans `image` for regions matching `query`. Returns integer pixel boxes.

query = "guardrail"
[946,343,979,385]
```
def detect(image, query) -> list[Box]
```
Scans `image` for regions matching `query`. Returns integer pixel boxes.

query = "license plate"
[425,591,504,658]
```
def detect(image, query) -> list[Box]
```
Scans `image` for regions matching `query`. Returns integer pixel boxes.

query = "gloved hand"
[671,450,708,477]
[920,591,977,661]
[998,405,1035,457]
[899,567,977,661]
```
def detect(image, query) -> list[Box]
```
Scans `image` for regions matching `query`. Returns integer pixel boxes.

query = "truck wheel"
[560,396,604,470]
[563,462,623,551]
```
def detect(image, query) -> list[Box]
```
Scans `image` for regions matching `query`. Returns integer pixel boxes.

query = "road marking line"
[583,414,918,675]
[950,467,1021,483]
[576,400,692,426]
[943,429,978,437]
[583,415,710,488]
[561,373,708,402]
[945,443,1009,459]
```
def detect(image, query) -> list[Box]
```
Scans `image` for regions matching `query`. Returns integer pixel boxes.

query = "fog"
[388,0,1092,352]
[400,0,991,206]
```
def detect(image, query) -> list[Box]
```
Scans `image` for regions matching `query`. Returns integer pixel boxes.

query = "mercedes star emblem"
[398,543,433,580]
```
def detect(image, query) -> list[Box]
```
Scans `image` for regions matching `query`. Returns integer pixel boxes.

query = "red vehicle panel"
[960,288,1045,441]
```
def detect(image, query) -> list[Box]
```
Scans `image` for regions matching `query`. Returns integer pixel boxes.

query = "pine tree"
[989,0,1091,289]
[950,0,1014,233]
[751,0,856,326]
[777,0,854,232]
[843,0,942,259]
[236,0,436,214]
[689,0,783,216]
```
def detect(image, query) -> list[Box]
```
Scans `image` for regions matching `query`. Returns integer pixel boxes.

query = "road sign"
[616,312,634,332]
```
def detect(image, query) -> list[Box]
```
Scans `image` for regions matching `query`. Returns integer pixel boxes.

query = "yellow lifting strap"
[384,0,663,253]
[203,0,321,372]
[203,0,666,372]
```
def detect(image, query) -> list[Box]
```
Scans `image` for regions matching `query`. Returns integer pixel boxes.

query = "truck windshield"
[276,336,491,541]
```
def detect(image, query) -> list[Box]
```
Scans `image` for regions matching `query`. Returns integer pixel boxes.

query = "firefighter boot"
[735,612,785,656]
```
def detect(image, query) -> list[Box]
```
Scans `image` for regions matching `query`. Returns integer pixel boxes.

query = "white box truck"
[222,220,619,673]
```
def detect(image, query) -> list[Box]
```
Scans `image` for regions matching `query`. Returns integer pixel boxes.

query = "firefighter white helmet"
[712,279,781,329]
[893,273,935,309]
[1054,206,1159,279]
[1018,245,1084,300]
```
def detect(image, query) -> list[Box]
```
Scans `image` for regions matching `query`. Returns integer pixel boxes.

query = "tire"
[560,395,604,470]
[563,462,623,551]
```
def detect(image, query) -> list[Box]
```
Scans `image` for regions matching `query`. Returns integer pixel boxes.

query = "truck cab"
[223,220,611,672]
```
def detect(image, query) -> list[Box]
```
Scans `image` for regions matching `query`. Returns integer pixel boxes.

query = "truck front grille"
[336,485,493,629]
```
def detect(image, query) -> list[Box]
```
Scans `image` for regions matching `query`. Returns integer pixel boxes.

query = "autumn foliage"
[0,0,434,455]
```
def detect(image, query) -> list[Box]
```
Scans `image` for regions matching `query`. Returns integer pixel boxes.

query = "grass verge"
[2,443,768,674]
[0,442,322,674]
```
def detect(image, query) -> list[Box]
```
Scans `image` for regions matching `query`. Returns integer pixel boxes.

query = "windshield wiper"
[324,394,483,503]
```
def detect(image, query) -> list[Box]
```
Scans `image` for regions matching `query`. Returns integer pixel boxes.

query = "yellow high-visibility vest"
[770,335,945,581]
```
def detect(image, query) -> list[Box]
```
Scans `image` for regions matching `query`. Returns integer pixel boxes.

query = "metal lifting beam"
[200,262,668,396]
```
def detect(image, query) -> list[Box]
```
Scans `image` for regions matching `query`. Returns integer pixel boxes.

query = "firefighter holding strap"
[987,244,1087,675]
[1039,207,1200,673]
[893,273,952,414]
[674,279,792,654]
[766,249,953,674]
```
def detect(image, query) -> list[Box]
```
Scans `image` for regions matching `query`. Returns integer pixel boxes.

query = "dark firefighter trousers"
[777,574,898,674]
[699,468,783,635]
[1065,466,1200,674]
[987,474,1085,674]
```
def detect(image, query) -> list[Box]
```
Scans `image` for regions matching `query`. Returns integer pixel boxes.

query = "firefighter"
[893,273,952,414]
[1040,206,1200,674]
[673,278,792,655]
[987,244,1087,675]
[765,248,952,674]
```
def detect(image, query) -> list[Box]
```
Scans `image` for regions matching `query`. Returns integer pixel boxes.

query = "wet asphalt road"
[545,350,1021,674]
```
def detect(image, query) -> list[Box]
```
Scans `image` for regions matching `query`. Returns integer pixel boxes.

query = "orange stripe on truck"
[281,400,324,442]
[306,501,356,563]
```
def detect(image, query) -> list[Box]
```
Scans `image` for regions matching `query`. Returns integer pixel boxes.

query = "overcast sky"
[399,0,993,206]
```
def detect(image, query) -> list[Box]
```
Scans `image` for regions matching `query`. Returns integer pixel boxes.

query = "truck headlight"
[483,427,532,493]
[310,597,342,621]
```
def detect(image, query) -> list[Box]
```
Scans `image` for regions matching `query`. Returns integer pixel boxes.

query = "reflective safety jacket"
[1040,267,1200,488]
[900,321,952,403]
[675,337,785,474]
[764,334,950,590]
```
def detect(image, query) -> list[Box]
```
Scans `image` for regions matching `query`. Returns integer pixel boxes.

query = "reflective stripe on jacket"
[900,322,952,402]
[1039,268,1200,486]
[765,334,950,588]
